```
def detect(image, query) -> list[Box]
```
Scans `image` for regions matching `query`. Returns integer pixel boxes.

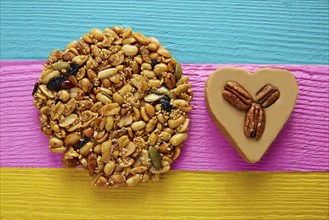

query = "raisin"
[47,75,65,91]
[74,137,89,150]
[60,80,73,90]
[159,96,172,112]
[151,59,159,70]
[67,62,80,76]
[32,82,39,96]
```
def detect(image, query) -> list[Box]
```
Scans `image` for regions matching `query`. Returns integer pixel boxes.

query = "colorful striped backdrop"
[1,0,328,219]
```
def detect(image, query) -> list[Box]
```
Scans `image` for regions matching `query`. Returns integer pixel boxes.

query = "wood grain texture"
[1,168,328,220]
[0,61,328,171]
[0,0,328,64]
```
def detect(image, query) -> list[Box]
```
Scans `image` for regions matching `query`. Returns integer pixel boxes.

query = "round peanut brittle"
[33,26,192,187]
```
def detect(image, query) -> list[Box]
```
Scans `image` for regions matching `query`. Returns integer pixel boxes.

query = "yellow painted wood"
[1,168,328,220]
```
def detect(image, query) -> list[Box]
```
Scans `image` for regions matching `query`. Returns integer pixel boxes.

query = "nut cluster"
[33,26,192,187]
[222,81,280,140]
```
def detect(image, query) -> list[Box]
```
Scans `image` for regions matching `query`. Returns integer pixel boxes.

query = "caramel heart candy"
[205,67,298,163]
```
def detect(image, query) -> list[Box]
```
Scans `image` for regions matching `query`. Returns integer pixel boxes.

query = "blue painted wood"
[0,0,328,64]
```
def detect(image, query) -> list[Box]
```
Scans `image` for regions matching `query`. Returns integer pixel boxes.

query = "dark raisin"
[47,75,65,91]
[74,137,90,150]
[32,82,39,96]
[159,96,172,112]
[60,80,74,90]
[151,59,159,70]
[67,62,80,76]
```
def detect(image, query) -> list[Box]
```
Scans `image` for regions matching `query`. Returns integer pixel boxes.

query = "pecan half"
[110,128,128,139]
[77,40,90,55]
[244,103,265,140]
[47,50,62,64]
[222,81,253,110]
[87,154,97,176]
[163,72,176,89]
[256,84,280,108]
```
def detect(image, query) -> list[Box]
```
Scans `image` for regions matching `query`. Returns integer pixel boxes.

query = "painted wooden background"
[0,0,328,219]
[1,0,328,64]
[1,61,329,171]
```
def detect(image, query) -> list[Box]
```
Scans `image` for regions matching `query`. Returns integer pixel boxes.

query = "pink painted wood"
[0,61,328,171]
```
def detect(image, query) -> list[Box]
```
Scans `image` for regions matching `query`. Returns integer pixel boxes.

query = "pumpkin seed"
[175,62,182,80]
[148,146,162,170]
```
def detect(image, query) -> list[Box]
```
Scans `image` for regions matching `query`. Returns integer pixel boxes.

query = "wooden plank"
[0,0,328,64]
[1,168,328,220]
[0,61,328,171]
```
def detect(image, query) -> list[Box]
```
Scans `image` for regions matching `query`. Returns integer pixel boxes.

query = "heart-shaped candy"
[205,67,298,163]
